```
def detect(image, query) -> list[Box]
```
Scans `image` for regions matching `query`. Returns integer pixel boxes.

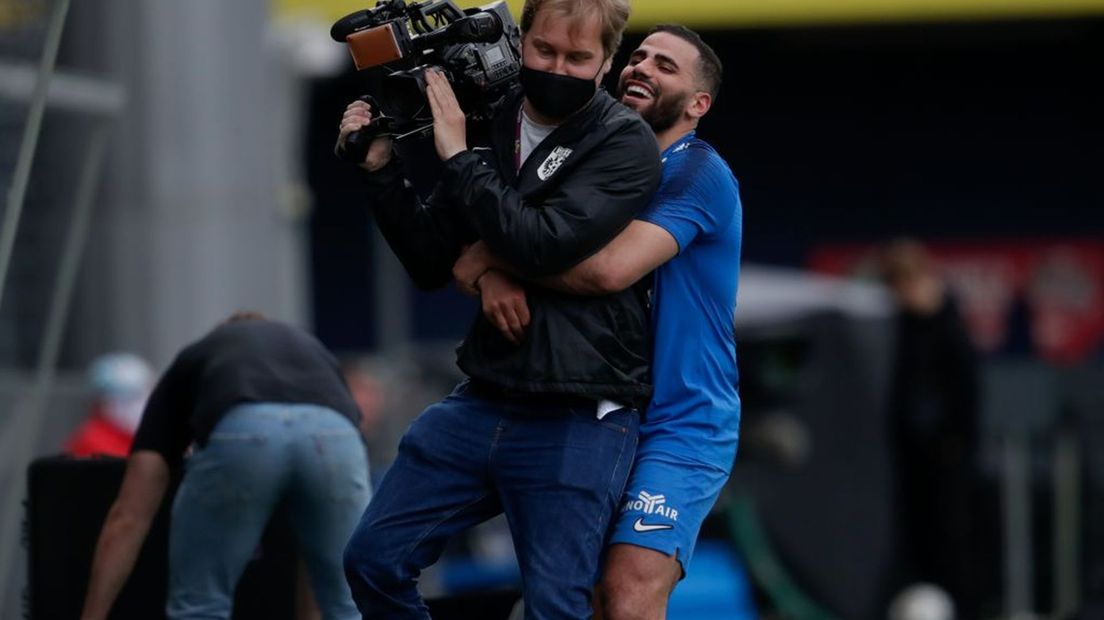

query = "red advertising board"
[810,240,1104,364]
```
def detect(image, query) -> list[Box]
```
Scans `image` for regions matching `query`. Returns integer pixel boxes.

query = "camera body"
[333,0,521,160]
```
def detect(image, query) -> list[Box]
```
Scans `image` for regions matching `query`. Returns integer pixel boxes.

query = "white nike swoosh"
[632,517,674,533]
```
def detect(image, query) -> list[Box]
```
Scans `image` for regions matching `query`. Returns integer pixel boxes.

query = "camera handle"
[336,95,394,164]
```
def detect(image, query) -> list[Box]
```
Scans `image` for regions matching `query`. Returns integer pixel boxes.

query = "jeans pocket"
[571,406,638,434]
[310,428,371,502]
[557,408,638,487]
[182,434,268,507]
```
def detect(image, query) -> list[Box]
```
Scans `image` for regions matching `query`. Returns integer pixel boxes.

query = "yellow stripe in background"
[275,0,1104,28]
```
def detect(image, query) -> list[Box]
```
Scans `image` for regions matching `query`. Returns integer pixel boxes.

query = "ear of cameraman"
[339,1,663,618]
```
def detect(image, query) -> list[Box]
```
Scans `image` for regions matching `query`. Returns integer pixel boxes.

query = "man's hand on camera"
[425,70,468,161]
[339,100,393,172]
[453,241,500,297]
[478,270,530,345]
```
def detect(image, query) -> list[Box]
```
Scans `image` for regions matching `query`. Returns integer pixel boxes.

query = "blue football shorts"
[608,451,730,575]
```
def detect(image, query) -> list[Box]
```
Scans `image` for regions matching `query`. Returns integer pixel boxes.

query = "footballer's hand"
[453,241,498,297]
[478,270,530,345]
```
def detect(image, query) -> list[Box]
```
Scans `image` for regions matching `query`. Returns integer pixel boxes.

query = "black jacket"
[364,89,662,405]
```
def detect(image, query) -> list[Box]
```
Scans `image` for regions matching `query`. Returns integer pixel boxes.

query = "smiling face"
[618,31,708,133]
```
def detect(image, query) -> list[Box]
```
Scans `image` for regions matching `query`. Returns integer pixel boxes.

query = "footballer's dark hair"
[649,24,723,99]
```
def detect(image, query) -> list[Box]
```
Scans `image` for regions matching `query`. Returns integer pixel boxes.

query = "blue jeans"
[343,382,639,620]
[167,403,371,620]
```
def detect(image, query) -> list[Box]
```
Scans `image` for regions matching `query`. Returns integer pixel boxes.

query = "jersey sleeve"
[637,147,739,253]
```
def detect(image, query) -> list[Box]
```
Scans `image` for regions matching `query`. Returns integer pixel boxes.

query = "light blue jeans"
[167,402,371,620]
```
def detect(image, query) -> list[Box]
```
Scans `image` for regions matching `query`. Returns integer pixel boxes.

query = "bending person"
[80,313,370,620]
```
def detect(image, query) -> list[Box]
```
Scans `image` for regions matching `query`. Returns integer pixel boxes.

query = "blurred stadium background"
[1,0,1102,618]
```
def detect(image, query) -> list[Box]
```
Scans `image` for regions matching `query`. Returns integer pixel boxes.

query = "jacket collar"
[493,90,619,195]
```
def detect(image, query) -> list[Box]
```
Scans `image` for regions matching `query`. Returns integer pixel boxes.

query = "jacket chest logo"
[537,146,573,181]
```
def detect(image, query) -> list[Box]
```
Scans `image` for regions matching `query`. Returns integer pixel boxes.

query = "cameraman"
[337,0,660,618]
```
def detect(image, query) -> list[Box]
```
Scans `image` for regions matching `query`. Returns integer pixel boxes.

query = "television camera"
[331,0,522,163]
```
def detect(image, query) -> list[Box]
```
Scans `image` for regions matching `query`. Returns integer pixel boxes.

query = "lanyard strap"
[514,105,523,173]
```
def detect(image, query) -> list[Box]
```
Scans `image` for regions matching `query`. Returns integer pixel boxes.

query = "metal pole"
[0,0,72,310]
[1002,431,1034,618]
[0,121,109,615]
[1053,427,1081,617]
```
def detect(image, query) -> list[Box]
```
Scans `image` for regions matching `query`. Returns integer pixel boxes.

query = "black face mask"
[519,65,598,121]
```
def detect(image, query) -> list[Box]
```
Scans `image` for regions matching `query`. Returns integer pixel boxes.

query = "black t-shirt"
[130,320,361,469]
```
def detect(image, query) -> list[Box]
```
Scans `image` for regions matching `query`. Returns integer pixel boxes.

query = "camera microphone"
[330,10,376,42]
[411,12,502,51]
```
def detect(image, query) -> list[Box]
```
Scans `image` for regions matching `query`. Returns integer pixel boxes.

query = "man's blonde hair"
[520,0,631,59]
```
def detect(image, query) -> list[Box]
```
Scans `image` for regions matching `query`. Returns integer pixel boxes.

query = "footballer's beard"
[641,90,690,133]
[620,76,689,134]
